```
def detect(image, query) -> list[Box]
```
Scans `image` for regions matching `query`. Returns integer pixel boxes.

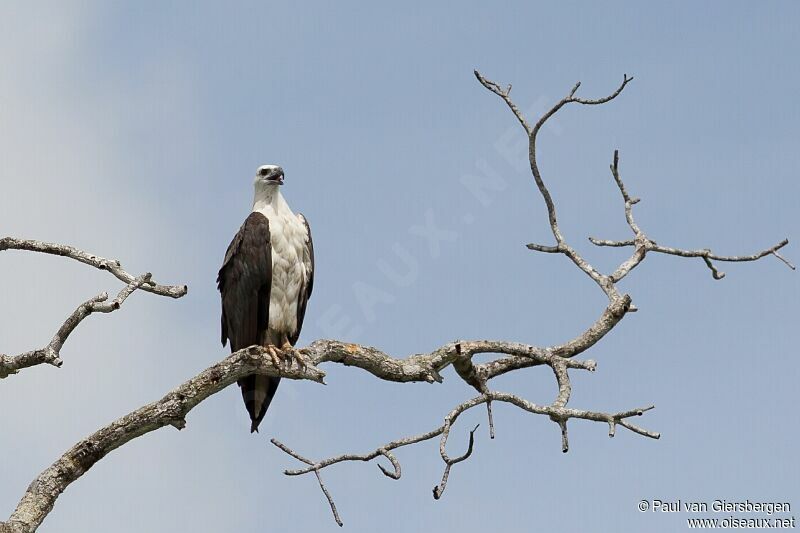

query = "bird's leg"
[280,336,309,371]
[266,345,283,369]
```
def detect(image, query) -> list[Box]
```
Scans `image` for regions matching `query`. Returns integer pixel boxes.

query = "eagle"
[217,164,314,433]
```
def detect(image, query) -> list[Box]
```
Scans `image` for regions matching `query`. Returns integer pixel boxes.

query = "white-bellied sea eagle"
[217,165,314,432]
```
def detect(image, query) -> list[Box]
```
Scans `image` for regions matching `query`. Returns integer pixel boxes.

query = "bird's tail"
[238,374,280,433]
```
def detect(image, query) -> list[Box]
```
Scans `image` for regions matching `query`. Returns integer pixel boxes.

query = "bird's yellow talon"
[267,345,282,369]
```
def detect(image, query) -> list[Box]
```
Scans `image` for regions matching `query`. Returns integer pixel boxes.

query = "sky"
[0,2,798,532]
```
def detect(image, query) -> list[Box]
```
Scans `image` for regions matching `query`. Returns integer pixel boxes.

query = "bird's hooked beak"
[267,167,284,185]
[257,165,284,186]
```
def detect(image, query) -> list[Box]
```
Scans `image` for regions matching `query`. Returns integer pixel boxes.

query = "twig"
[557,418,569,453]
[649,239,792,277]
[772,249,796,270]
[264,438,343,524]
[433,424,479,500]
[0,238,187,298]
[0,274,154,378]
[525,243,561,253]
[273,425,443,477]
[273,389,658,521]
[486,401,495,439]
[590,236,793,279]
[315,470,342,527]
[588,152,793,281]
[473,70,531,134]
[527,74,632,248]
[477,72,633,301]
[376,449,401,480]
[589,238,635,247]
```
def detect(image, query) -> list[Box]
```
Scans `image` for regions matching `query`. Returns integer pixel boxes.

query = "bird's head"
[254,164,284,187]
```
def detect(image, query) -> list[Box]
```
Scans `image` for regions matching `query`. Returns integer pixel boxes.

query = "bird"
[217,164,314,433]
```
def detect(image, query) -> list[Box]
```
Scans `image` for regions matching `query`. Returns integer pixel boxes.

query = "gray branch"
[1,346,325,532]
[0,238,188,298]
[586,151,793,281]
[477,71,633,302]
[477,72,789,302]
[272,386,658,520]
[1,323,651,531]
[433,424,479,500]
[0,274,155,378]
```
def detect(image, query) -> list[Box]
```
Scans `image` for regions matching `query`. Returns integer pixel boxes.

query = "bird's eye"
[259,168,269,176]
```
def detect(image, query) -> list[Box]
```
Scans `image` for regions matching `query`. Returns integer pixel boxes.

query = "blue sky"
[1,2,798,532]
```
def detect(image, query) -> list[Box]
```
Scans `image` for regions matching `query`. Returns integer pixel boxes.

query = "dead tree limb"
[1,237,188,379]
[0,238,188,298]
[0,273,155,378]
[1,346,324,532]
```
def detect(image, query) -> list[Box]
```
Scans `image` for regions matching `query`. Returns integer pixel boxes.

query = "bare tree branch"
[474,70,531,134]
[1,238,188,379]
[274,323,654,522]
[1,323,640,531]
[525,73,632,250]
[272,387,658,522]
[268,439,344,526]
[585,151,793,281]
[0,274,154,378]
[1,346,325,532]
[589,236,792,268]
[646,240,792,278]
[433,424,479,500]
[0,238,188,298]
[477,72,633,302]
[303,324,609,388]
[588,238,635,247]
[315,470,343,527]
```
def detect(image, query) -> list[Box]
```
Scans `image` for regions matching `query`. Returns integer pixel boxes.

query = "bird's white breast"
[254,198,308,336]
